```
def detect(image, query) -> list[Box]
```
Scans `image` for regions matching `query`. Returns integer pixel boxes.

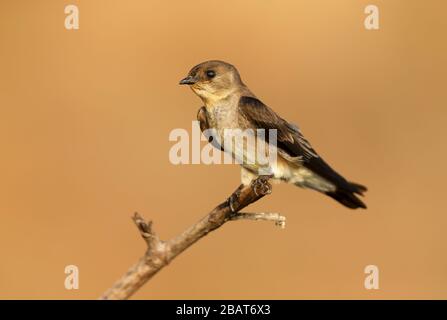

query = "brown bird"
[180,60,367,209]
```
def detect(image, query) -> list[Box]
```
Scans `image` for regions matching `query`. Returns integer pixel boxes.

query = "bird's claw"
[251,175,273,196]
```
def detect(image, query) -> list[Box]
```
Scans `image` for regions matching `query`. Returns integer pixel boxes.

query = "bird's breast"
[206,104,240,133]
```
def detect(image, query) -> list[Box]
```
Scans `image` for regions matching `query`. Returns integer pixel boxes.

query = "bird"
[179,60,367,209]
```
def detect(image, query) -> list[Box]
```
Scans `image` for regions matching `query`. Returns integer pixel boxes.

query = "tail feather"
[325,182,367,209]
[350,182,367,195]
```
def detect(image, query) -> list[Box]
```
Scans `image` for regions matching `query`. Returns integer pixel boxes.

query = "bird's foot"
[251,175,273,197]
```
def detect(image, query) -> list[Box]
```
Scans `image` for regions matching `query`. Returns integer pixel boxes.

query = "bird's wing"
[238,96,357,193]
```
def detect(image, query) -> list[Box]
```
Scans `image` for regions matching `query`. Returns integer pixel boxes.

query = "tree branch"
[99,177,285,300]
[230,212,286,228]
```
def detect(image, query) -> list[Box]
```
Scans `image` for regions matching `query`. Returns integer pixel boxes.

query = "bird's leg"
[251,175,273,196]
[228,184,244,213]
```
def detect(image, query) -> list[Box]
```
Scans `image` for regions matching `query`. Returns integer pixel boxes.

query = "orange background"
[0,0,446,299]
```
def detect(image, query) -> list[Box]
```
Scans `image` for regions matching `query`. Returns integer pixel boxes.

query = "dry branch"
[100,177,285,300]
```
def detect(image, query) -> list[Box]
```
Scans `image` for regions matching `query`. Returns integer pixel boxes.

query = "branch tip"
[132,212,158,247]
[231,212,286,228]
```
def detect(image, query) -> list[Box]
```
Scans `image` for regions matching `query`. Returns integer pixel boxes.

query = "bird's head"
[179,60,243,104]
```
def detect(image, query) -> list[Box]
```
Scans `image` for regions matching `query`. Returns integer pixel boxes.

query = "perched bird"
[179,60,367,209]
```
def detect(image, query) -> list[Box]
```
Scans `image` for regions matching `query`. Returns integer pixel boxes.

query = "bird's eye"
[206,70,216,78]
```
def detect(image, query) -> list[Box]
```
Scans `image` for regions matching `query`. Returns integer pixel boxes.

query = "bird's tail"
[324,182,367,209]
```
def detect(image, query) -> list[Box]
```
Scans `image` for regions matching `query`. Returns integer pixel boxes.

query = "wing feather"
[238,96,359,193]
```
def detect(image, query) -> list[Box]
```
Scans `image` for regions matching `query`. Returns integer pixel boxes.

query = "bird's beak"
[179,75,197,85]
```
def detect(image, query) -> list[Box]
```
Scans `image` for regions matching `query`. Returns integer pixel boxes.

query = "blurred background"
[0,0,446,299]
